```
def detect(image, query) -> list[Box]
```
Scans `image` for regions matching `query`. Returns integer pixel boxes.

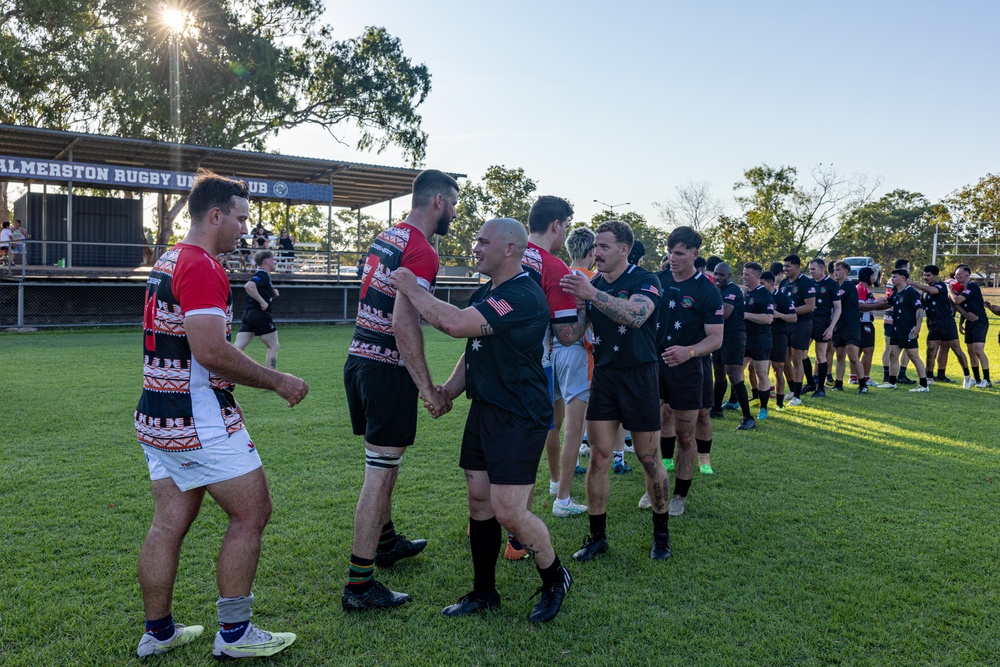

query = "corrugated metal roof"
[0,124,463,209]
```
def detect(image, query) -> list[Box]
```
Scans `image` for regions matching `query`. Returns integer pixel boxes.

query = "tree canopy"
[827,190,937,271]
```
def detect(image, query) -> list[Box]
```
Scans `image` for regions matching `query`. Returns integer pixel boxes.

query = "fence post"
[17,280,25,327]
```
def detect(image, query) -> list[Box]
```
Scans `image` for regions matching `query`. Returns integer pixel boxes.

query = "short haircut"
[761,271,775,283]
[694,256,707,270]
[835,261,851,272]
[783,254,801,266]
[1,222,8,228]
[706,255,722,271]
[956,264,971,274]
[827,261,836,274]
[809,257,825,269]
[924,264,939,275]
[744,262,763,276]
[527,195,573,234]
[411,169,460,209]
[254,250,273,266]
[596,220,634,248]
[628,239,646,265]
[667,225,702,251]
[187,170,250,223]
[894,258,909,269]
[769,262,784,275]
[566,227,596,262]
[892,268,909,280]
[858,267,874,283]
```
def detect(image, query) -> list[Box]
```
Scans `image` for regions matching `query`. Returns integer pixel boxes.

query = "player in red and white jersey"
[134,172,308,660]
[342,169,460,611]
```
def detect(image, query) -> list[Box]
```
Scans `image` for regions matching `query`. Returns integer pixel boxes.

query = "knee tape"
[365,448,402,470]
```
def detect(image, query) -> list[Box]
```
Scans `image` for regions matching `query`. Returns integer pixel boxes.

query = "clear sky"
[274,0,1000,226]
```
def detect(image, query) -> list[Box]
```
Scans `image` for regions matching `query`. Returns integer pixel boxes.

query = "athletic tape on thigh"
[365,448,402,469]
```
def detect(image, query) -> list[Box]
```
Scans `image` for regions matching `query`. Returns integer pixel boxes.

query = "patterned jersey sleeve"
[173,250,230,316]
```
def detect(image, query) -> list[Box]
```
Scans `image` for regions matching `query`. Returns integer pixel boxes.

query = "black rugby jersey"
[813,276,841,321]
[588,265,662,368]
[466,272,552,430]
[656,269,724,349]
[770,289,795,336]
[244,269,274,311]
[834,280,860,334]
[744,284,774,337]
[779,273,817,321]
[719,281,746,338]
[890,285,923,340]
[919,281,953,322]
[958,280,988,324]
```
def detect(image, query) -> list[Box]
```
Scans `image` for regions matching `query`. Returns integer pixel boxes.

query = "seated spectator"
[277,229,295,258]
[252,224,270,247]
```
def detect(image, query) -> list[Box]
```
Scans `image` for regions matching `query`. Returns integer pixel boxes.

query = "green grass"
[2,324,1000,666]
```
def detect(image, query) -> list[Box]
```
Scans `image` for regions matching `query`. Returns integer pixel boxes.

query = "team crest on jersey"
[681,296,694,308]
[748,297,755,305]
[792,286,799,294]
[617,290,630,299]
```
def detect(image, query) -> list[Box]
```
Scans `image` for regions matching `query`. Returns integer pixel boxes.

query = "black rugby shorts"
[587,362,660,432]
[460,400,547,485]
[344,356,419,448]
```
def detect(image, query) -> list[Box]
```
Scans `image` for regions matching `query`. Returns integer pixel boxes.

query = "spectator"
[0,221,10,265]
[10,219,29,267]
[277,229,295,259]
[252,225,270,247]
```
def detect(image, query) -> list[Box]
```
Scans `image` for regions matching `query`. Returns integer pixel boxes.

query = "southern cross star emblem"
[613,345,620,352]
[594,336,601,346]
[471,339,482,351]
[667,335,672,341]
[668,299,676,309]
[618,325,627,335]
[674,321,681,329]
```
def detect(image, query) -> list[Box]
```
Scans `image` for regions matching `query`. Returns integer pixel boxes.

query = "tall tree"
[654,181,723,233]
[827,190,936,271]
[944,174,1000,276]
[590,209,669,269]
[438,165,538,261]
[0,1,432,238]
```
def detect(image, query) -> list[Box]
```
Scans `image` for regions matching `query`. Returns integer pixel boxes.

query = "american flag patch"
[487,297,513,316]
[641,284,660,297]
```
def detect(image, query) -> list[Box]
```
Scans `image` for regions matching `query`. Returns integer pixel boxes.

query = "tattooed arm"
[390,267,495,338]
[589,291,655,328]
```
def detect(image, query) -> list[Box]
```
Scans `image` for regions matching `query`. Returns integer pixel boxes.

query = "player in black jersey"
[741,262,773,420]
[712,262,754,429]
[235,250,281,369]
[831,261,866,393]
[877,269,929,391]
[952,265,991,387]
[654,226,723,517]
[779,255,816,405]
[560,220,671,561]
[763,271,796,408]
[391,218,572,623]
[907,265,970,385]
[806,258,841,397]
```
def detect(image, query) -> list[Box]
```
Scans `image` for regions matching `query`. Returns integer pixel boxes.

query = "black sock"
[985,369,991,382]
[834,380,843,388]
[728,390,737,404]
[377,520,397,552]
[145,614,175,641]
[760,392,769,410]
[661,436,676,459]
[469,516,501,593]
[974,367,981,381]
[652,510,669,533]
[859,377,867,389]
[817,363,828,390]
[674,478,692,497]
[347,554,376,594]
[734,381,752,419]
[883,365,890,381]
[589,513,607,540]
[803,358,813,384]
[889,375,897,385]
[792,381,802,398]
[776,393,785,408]
[751,387,759,400]
[937,368,947,379]
[961,365,970,378]
[920,377,927,388]
[713,380,728,410]
[537,554,563,587]
[696,438,712,455]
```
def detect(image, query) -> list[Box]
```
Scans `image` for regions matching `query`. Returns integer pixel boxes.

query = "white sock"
[555,497,570,507]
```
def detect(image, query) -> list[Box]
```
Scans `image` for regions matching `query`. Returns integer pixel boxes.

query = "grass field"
[2,324,1000,666]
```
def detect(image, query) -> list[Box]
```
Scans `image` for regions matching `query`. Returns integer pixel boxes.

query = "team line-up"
[131,168,995,660]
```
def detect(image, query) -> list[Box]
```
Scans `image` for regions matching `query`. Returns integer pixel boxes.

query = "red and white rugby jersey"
[135,244,244,452]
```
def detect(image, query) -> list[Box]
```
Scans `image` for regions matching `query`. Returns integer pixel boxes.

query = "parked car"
[843,256,881,286]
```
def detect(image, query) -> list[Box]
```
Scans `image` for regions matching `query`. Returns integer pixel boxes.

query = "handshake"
[422,384,454,419]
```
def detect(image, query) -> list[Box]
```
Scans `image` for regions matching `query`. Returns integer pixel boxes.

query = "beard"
[435,211,452,236]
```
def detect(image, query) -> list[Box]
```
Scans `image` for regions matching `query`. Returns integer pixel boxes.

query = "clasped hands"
[422,384,453,418]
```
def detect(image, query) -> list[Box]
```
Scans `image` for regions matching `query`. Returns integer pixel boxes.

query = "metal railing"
[0,240,483,328]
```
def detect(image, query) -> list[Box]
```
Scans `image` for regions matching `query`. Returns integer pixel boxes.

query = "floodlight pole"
[593,199,630,214]
[170,34,180,141]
